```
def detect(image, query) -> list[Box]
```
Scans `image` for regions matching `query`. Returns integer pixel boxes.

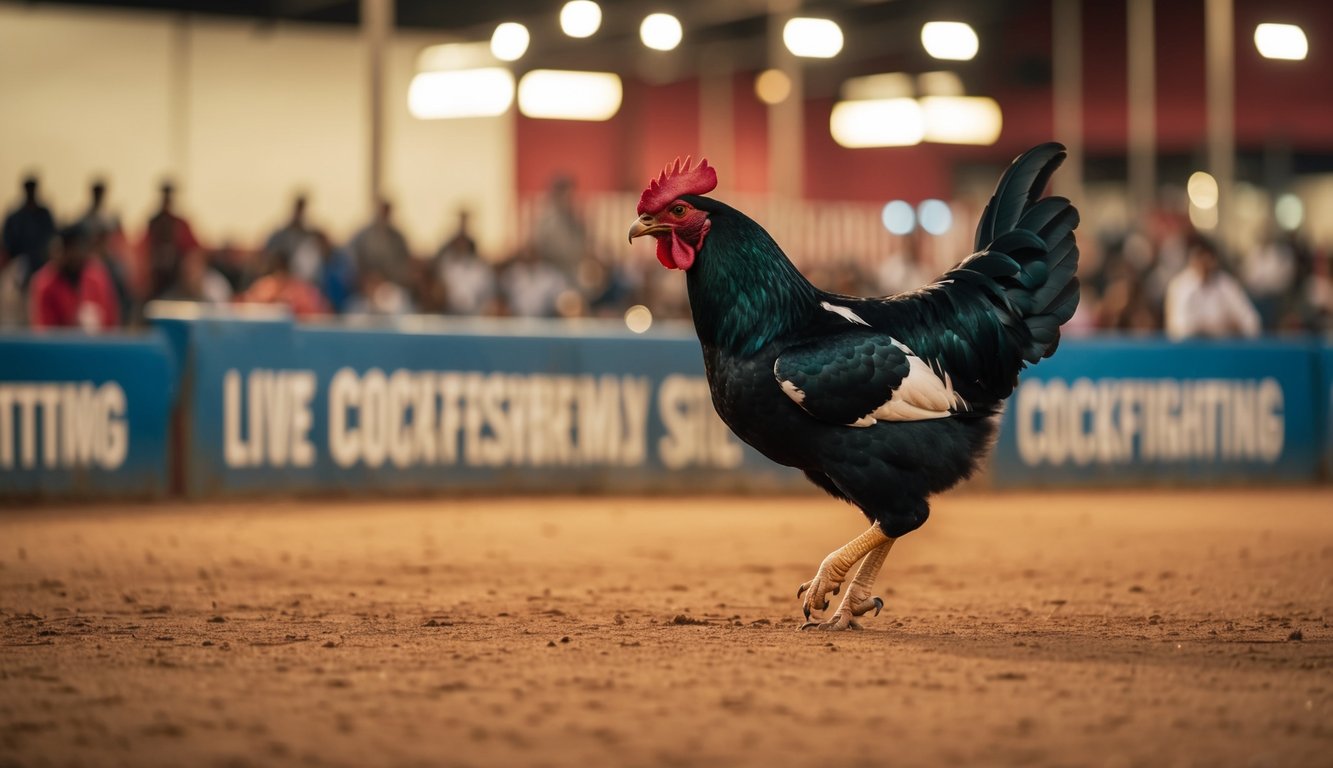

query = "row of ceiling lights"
[413,5,1310,150]
[487,1,982,62]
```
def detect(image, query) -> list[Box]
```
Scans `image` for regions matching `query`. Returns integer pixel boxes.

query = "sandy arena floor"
[0,489,1330,768]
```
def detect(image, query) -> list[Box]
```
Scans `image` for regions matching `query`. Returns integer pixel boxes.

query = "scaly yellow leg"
[796,526,892,625]
[803,539,893,631]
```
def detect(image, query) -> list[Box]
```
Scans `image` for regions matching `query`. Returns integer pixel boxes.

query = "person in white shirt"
[1164,234,1261,340]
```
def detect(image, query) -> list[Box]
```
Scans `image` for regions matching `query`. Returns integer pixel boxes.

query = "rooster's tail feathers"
[966,142,1081,366]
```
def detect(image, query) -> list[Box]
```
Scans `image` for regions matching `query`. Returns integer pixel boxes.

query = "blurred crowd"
[2,173,1329,338]
[0,174,645,332]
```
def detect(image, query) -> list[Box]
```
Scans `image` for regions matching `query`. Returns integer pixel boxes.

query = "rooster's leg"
[802,540,893,630]
[796,526,891,625]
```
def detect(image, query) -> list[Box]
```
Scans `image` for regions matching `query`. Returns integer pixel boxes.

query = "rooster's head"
[628,156,717,271]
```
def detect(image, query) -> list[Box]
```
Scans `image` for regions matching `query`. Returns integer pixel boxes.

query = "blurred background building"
[0,0,1330,333]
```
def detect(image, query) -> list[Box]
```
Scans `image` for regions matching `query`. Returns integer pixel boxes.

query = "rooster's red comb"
[637,156,718,215]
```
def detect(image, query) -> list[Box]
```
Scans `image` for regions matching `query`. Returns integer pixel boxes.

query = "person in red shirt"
[28,223,121,331]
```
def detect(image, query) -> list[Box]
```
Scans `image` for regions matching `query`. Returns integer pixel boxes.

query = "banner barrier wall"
[156,315,808,497]
[990,338,1322,487]
[0,332,176,498]
[2,320,1330,500]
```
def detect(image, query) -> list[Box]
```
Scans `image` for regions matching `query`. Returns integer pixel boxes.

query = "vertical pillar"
[698,46,735,195]
[1205,0,1235,248]
[767,2,802,199]
[1052,0,1084,201]
[1126,0,1156,218]
[363,0,391,210]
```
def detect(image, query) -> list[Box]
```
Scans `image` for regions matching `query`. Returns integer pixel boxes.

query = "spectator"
[310,231,357,314]
[28,223,120,331]
[142,182,202,300]
[2,175,58,288]
[348,199,411,287]
[345,267,412,316]
[159,249,233,306]
[437,207,478,258]
[500,246,570,318]
[266,194,324,283]
[265,195,310,257]
[1164,233,1260,340]
[435,209,497,315]
[532,175,589,283]
[80,180,135,325]
[235,248,327,318]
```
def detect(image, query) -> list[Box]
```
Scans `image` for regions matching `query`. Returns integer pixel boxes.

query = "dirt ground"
[0,489,1330,768]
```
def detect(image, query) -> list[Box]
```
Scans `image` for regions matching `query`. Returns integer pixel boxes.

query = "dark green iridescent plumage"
[678,143,1079,537]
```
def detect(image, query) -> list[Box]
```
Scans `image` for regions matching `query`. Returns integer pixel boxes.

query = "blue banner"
[162,315,808,497]
[1321,344,1333,480]
[0,331,176,498]
[990,338,1321,487]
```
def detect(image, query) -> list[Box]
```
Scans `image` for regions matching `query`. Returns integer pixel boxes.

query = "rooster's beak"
[628,214,666,243]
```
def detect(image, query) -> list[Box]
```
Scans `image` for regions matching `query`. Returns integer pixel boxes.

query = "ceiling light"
[518,70,623,121]
[755,69,792,105]
[1254,23,1308,60]
[1274,193,1303,230]
[561,1,602,38]
[1187,171,1219,209]
[920,96,1002,145]
[881,201,915,235]
[640,13,683,51]
[416,42,496,73]
[783,17,844,59]
[840,73,914,101]
[921,21,979,61]
[918,200,953,235]
[829,99,924,148]
[916,71,965,97]
[490,22,530,62]
[408,69,514,119]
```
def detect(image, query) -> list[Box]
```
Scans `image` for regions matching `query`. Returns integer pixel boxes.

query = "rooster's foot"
[797,533,894,630]
[799,595,883,631]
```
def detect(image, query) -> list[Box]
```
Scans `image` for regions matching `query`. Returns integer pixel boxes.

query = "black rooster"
[629,144,1080,630]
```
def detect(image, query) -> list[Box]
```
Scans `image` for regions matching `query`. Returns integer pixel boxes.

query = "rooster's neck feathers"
[681,197,818,356]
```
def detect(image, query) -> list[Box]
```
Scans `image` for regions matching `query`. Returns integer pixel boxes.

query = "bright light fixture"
[1275,193,1303,230]
[783,17,844,59]
[1187,171,1219,209]
[491,22,530,62]
[640,13,683,51]
[881,201,915,235]
[829,99,924,148]
[918,200,953,235]
[916,71,965,97]
[518,70,623,121]
[920,96,1002,145]
[921,21,979,61]
[1254,23,1308,60]
[408,69,515,119]
[755,69,792,105]
[417,42,496,73]
[1189,202,1219,230]
[561,1,602,38]
[840,72,914,101]
[624,304,653,334]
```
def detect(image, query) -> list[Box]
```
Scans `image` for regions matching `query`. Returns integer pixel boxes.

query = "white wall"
[0,6,514,254]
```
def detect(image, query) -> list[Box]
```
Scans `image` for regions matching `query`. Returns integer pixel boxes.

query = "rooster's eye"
[670,205,686,217]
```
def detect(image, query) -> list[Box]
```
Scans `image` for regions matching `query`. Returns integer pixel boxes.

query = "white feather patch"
[847,349,967,427]
[779,378,806,404]
[819,301,869,327]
